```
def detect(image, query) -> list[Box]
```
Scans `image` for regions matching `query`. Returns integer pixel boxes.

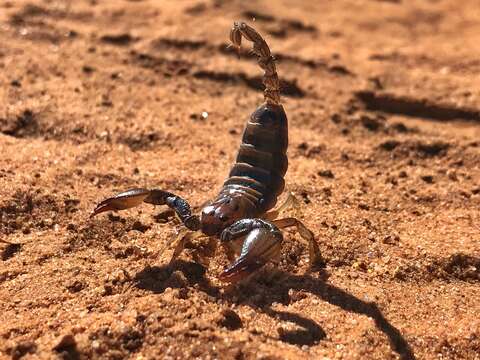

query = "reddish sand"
[1,1,479,359]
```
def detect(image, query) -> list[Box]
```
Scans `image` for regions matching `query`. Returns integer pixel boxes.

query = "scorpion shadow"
[134,260,415,360]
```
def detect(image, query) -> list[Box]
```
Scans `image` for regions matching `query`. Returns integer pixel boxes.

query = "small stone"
[360,114,382,131]
[103,284,113,296]
[100,33,134,45]
[318,169,334,178]
[131,221,150,233]
[421,175,434,184]
[331,113,341,124]
[358,203,369,210]
[82,65,95,73]
[379,140,399,151]
[390,122,409,133]
[288,289,308,303]
[110,269,130,285]
[382,234,400,244]
[297,142,309,151]
[352,261,367,271]
[447,170,457,181]
[393,266,406,280]
[66,223,77,231]
[217,309,242,330]
[66,280,85,293]
[322,187,332,197]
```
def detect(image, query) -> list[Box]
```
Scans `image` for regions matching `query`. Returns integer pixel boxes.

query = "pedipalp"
[91,188,200,231]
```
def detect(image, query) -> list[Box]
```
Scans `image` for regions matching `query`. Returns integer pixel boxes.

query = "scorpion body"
[91,22,320,282]
[201,103,288,236]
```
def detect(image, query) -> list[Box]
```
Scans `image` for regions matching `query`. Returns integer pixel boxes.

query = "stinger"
[230,22,281,105]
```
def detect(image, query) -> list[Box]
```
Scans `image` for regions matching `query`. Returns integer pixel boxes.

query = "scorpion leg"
[156,225,216,268]
[263,192,301,221]
[169,229,204,263]
[218,219,283,283]
[272,218,322,267]
[90,188,200,231]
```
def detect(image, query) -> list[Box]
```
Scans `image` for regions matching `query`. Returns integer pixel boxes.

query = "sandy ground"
[1,0,479,359]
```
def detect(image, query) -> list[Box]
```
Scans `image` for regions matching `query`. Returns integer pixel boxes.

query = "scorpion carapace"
[90,22,321,283]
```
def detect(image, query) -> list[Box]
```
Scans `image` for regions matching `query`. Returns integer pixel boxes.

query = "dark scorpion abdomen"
[221,103,288,214]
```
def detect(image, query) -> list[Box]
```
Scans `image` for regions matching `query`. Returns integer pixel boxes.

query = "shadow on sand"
[135,260,415,360]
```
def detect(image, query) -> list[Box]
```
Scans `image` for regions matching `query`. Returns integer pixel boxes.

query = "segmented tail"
[230,22,281,105]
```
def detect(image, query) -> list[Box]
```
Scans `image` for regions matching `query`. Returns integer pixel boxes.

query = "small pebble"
[421,175,434,184]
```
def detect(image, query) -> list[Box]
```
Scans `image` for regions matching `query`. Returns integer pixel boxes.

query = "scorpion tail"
[230,22,281,105]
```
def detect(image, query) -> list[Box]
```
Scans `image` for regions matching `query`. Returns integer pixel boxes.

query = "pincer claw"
[219,225,282,283]
[90,188,151,218]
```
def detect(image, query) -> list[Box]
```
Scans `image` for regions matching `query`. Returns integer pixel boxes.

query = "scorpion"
[90,22,321,283]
